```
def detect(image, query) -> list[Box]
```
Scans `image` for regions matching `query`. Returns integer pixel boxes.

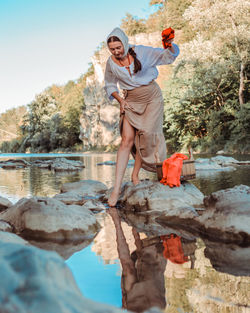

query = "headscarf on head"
[106,27,130,58]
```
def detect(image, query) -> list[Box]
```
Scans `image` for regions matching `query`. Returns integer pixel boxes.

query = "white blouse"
[104,43,180,100]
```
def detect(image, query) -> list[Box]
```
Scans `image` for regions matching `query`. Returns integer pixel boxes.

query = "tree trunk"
[239,61,245,107]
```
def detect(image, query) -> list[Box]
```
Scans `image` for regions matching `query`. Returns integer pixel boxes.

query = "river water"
[0,152,250,312]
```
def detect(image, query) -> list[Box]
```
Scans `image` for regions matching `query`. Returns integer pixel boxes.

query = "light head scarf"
[106,27,129,58]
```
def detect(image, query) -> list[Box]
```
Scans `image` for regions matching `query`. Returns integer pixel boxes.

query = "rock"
[197,185,250,245]
[105,181,204,240]
[0,158,30,169]
[81,199,107,213]
[211,155,250,166]
[0,232,131,313]
[53,191,86,205]
[0,197,100,242]
[60,179,108,199]
[0,230,28,245]
[32,157,85,171]
[195,158,235,171]
[97,160,135,167]
[0,195,12,212]
[0,220,13,232]
[216,150,226,154]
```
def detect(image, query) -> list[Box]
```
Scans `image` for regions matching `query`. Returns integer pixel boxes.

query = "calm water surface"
[0,152,250,312]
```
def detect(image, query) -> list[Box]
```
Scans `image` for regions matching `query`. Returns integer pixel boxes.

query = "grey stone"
[0,197,100,242]
[0,232,131,313]
[0,196,12,212]
[60,179,108,199]
[0,220,13,232]
[197,185,250,244]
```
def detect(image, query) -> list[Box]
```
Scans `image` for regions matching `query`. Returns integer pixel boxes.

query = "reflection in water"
[109,207,166,312]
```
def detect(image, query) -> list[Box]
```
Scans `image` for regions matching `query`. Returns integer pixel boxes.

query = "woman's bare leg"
[108,117,135,207]
[131,150,142,185]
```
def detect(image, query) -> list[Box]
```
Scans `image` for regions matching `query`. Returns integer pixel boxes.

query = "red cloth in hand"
[160,153,188,187]
[162,27,175,49]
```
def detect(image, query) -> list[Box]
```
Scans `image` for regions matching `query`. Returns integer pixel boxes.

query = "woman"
[104,27,179,207]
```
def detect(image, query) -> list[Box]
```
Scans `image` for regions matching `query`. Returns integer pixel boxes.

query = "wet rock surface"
[0,158,30,169]
[0,196,100,242]
[197,185,250,245]
[0,157,85,171]
[61,179,108,198]
[0,231,136,313]
[0,195,12,212]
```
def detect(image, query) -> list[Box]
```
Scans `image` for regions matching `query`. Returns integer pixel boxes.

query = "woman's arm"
[104,59,119,100]
[140,43,180,67]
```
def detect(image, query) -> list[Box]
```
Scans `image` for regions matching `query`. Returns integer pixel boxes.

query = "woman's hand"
[120,99,129,115]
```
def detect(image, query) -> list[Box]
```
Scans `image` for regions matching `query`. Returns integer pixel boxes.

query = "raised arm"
[141,43,180,67]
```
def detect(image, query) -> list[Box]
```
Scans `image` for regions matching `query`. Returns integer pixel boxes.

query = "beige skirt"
[120,80,167,172]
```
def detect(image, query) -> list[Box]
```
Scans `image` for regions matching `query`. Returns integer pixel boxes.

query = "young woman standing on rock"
[104,27,179,207]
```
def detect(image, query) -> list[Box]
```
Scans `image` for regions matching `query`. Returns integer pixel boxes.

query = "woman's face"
[108,41,124,59]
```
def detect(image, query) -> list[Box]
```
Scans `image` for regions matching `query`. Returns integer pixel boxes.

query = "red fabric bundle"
[161,234,188,264]
[160,153,188,187]
[162,27,175,49]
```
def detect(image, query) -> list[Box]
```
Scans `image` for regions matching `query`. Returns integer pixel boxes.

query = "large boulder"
[0,232,131,313]
[0,197,100,242]
[197,185,250,245]
[105,181,204,239]
[0,231,162,313]
[0,195,12,212]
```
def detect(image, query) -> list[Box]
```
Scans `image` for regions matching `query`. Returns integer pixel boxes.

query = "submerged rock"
[0,195,12,212]
[0,197,100,242]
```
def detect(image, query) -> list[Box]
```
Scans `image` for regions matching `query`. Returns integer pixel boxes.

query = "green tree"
[120,13,147,36]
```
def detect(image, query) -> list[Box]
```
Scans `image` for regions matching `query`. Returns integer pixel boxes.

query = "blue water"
[66,245,122,307]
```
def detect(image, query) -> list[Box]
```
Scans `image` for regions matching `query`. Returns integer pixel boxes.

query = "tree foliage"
[163,0,250,153]
[120,13,147,36]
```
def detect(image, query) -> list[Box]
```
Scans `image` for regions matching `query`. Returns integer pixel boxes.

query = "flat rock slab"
[32,157,85,171]
[0,197,100,242]
[0,159,30,169]
[61,180,108,199]
[0,196,12,212]
[105,181,204,240]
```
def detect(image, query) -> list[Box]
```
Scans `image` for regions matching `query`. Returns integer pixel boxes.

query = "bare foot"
[108,189,120,207]
[131,174,140,186]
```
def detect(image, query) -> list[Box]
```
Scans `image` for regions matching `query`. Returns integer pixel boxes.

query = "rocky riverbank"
[0,174,249,312]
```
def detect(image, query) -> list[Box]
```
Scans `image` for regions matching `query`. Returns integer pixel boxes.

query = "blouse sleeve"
[142,43,180,67]
[104,59,119,101]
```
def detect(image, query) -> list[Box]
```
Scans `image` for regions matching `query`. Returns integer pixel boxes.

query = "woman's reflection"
[108,207,166,312]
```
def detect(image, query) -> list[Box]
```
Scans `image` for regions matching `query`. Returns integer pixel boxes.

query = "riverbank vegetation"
[1,0,249,153]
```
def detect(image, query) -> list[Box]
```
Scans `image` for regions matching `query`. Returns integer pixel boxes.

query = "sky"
[0,0,156,114]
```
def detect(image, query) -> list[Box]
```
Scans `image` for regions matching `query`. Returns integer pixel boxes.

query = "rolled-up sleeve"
[104,60,119,101]
[143,43,180,67]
